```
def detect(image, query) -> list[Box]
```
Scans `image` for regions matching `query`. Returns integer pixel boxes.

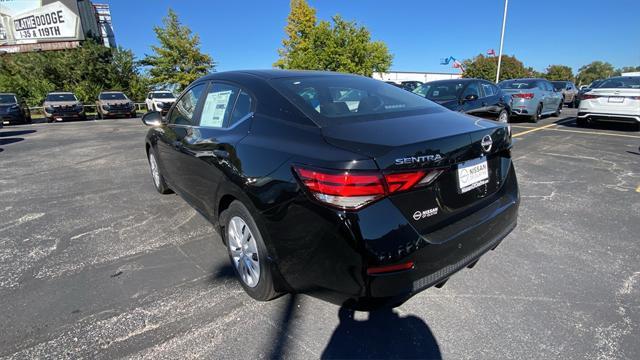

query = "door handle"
[213,149,229,159]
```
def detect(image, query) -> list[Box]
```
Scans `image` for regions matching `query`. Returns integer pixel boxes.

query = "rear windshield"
[498,80,537,89]
[596,77,640,89]
[46,93,77,102]
[0,94,17,104]
[271,75,440,125]
[416,81,465,101]
[551,81,567,90]
[151,92,174,99]
[100,93,127,100]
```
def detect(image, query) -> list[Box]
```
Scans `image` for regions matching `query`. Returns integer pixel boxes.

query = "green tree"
[274,0,392,76]
[0,40,148,105]
[543,65,574,81]
[576,61,615,86]
[462,54,534,82]
[141,9,214,91]
[615,65,640,75]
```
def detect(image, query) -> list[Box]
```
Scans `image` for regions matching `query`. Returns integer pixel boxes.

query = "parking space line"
[532,127,640,139]
[512,118,640,139]
[636,185,640,193]
[512,119,572,138]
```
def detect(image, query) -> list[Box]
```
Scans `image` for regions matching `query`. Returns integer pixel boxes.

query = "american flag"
[487,49,496,56]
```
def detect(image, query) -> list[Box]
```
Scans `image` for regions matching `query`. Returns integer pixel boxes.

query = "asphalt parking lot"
[1,108,639,359]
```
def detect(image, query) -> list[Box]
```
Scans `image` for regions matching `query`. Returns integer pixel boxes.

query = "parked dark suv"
[141,70,520,309]
[413,79,512,123]
[0,93,32,125]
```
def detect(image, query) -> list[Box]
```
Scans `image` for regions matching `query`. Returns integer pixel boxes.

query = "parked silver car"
[551,81,579,108]
[498,78,564,122]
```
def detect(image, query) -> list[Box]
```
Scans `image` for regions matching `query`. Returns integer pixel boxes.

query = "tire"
[46,117,53,123]
[497,109,509,123]
[573,98,579,109]
[220,200,279,301]
[97,111,103,120]
[147,149,172,194]
[530,104,542,123]
[576,118,588,127]
[554,102,562,117]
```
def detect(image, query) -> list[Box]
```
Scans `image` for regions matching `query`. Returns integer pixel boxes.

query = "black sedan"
[0,93,32,125]
[141,70,520,309]
[413,78,511,123]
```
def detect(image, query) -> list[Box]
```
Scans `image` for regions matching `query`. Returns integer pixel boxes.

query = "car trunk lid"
[321,110,512,236]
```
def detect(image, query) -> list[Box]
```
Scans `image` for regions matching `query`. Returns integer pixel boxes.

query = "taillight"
[581,94,600,100]
[512,93,534,100]
[294,166,442,210]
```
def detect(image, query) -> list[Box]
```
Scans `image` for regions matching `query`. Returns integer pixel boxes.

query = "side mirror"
[141,111,163,126]
[464,94,478,102]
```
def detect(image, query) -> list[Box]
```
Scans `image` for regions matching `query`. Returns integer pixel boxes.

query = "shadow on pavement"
[556,118,640,132]
[321,307,442,359]
[0,129,36,137]
[0,138,24,146]
[209,262,441,359]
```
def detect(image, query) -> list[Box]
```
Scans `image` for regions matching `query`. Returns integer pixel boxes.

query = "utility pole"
[495,0,509,83]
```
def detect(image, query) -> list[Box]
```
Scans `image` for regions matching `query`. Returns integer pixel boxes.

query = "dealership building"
[0,0,115,54]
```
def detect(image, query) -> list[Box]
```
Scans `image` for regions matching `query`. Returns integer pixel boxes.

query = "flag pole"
[495,0,509,83]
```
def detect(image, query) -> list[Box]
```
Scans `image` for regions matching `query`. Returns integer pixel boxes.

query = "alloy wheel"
[228,216,260,288]
[149,153,160,188]
[498,111,508,123]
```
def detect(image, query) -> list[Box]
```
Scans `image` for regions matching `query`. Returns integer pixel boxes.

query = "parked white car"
[145,91,176,115]
[577,76,640,129]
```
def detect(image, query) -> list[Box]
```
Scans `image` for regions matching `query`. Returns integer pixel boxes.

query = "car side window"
[228,91,253,127]
[168,84,206,126]
[199,83,240,128]
[481,82,495,97]
[462,82,480,98]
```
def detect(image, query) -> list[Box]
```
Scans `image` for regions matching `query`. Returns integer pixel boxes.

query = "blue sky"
[106,0,640,74]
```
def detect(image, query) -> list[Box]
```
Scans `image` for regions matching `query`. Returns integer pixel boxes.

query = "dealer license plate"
[457,157,489,193]
[608,97,624,103]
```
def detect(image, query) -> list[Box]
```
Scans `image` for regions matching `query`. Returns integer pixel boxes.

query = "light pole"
[495,0,509,83]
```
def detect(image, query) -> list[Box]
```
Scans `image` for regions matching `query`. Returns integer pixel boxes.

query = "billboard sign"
[0,0,83,46]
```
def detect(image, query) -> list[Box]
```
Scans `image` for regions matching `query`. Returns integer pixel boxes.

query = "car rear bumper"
[264,160,519,309]
[577,111,640,123]
[510,100,537,115]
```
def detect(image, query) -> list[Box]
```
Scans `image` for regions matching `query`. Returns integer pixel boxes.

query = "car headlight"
[45,106,54,112]
[102,104,110,111]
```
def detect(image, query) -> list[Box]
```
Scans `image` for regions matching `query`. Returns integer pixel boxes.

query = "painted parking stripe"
[511,118,574,137]
[512,118,640,139]
[636,185,640,193]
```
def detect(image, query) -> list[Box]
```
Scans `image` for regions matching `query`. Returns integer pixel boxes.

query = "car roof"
[48,92,74,95]
[100,91,125,94]
[426,78,487,84]
[0,92,17,96]
[503,78,546,82]
[200,69,363,81]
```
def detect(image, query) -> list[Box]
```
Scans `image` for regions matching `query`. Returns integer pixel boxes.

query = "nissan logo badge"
[481,135,493,153]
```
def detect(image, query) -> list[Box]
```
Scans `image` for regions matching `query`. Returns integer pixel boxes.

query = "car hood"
[153,98,176,102]
[99,99,131,105]
[429,99,459,110]
[44,101,80,107]
[0,104,18,112]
